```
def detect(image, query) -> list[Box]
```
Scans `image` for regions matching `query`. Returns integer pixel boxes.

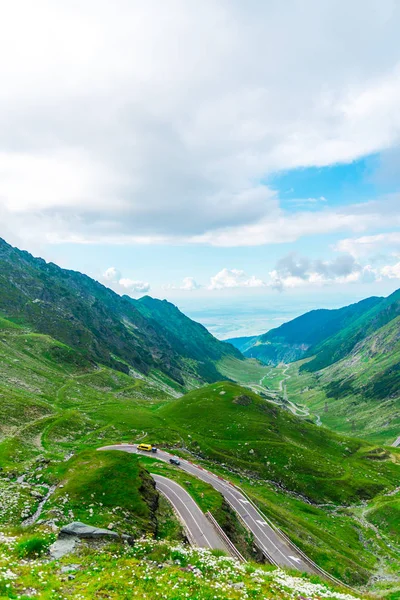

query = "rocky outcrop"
[60,522,120,539]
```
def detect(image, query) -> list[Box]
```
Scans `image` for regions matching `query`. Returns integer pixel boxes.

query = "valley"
[0,240,399,599]
[1,314,399,597]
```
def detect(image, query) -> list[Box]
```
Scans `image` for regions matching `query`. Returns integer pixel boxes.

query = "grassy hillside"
[136,296,242,382]
[40,450,160,536]
[227,296,381,365]
[0,531,366,600]
[301,288,400,373]
[261,320,400,445]
[0,237,240,387]
[160,382,399,505]
[1,313,400,591]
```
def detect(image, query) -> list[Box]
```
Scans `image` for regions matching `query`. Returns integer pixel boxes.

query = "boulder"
[49,536,77,559]
[60,522,119,539]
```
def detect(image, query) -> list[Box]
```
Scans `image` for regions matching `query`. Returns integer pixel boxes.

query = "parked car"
[169,458,181,466]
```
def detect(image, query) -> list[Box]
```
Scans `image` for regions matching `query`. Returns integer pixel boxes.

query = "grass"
[160,382,400,505]
[0,531,369,600]
[1,317,400,594]
[15,534,54,558]
[38,450,160,537]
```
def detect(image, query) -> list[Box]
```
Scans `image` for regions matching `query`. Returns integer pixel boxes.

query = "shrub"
[15,535,52,558]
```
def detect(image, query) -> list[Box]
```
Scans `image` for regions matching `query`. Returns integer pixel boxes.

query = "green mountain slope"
[136,295,241,382]
[0,238,241,387]
[301,287,400,373]
[227,296,381,365]
[1,318,400,589]
[159,382,398,505]
[270,315,400,444]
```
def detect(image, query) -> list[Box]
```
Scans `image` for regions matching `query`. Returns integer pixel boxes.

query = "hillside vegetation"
[227,296,381,365]
[1,316,399,590]
[1,239,400,595]
[0,531,367,600]
[0,238,241,387]
[227,289,400,444]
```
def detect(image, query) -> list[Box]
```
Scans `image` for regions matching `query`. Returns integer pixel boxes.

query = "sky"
[1,0,400,338]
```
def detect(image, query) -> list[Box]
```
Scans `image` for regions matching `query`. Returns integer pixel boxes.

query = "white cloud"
[180,277,201,291]
[380,261,400,279]
[268,252,376,290]
[208,268,265,290]
[336,231,400,258]
[1,1,400,245]
[119,278,150,294]
[100,267,150,296]
[163,277,201,291]
[103,266,121,281]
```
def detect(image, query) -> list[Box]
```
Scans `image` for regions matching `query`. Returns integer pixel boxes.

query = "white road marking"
[101,445,309,571]
[289,556,302,563]
[153,476,214,549]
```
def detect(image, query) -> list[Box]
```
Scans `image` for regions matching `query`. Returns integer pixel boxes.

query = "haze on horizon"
[1,0,400,337]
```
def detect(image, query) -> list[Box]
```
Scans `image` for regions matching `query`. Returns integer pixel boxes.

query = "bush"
[15,535,52,558]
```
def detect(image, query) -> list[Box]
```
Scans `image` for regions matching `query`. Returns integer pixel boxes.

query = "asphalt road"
[152,473,229,552]
[392,436,400,447]
[99,444,315,572]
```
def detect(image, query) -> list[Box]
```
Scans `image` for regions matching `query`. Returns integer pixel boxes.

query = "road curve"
[99,444,315,573]
[152,474,230,552]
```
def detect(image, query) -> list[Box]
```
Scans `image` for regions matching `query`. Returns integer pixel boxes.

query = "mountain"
[1,296,400,590]
[1,313,399,587]
[135,295,241,382]
[227,296,383,365]
[0,238,241,387]
[300,287,400,373]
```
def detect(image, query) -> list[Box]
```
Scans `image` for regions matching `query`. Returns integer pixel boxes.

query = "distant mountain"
[0,238,241,387]
[224,335,258,354]
[227,296,382,365]
[301,288,400,373]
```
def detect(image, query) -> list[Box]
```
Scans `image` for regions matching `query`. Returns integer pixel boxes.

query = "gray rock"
[60,522,119,539]
[60,565,79,574]
[50,536,77,559]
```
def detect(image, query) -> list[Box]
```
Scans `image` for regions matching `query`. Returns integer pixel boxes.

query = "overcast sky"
[1,0,400,336]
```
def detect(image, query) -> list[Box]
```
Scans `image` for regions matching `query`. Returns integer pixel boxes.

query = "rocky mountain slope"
[0,238,241,387]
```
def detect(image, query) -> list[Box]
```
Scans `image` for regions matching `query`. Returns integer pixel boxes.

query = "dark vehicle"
[169,458,180,466]
[151,447,158,453]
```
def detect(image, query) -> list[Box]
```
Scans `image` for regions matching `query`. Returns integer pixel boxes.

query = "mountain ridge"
[0,237,241,387]
[227,294,388,366]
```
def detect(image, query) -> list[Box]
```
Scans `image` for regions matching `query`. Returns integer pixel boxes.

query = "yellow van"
[137,443,152,452]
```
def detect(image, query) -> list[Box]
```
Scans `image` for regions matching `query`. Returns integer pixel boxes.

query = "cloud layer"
[101,267,150,296]
[1,1,400,246]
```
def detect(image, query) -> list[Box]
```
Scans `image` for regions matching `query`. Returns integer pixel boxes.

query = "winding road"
[152,474,230,552]
[99,444,316,573]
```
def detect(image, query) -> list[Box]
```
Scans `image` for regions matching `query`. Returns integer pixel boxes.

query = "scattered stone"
[60,565,79,574]
[233,395,252,406]
[107,523,114,530]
